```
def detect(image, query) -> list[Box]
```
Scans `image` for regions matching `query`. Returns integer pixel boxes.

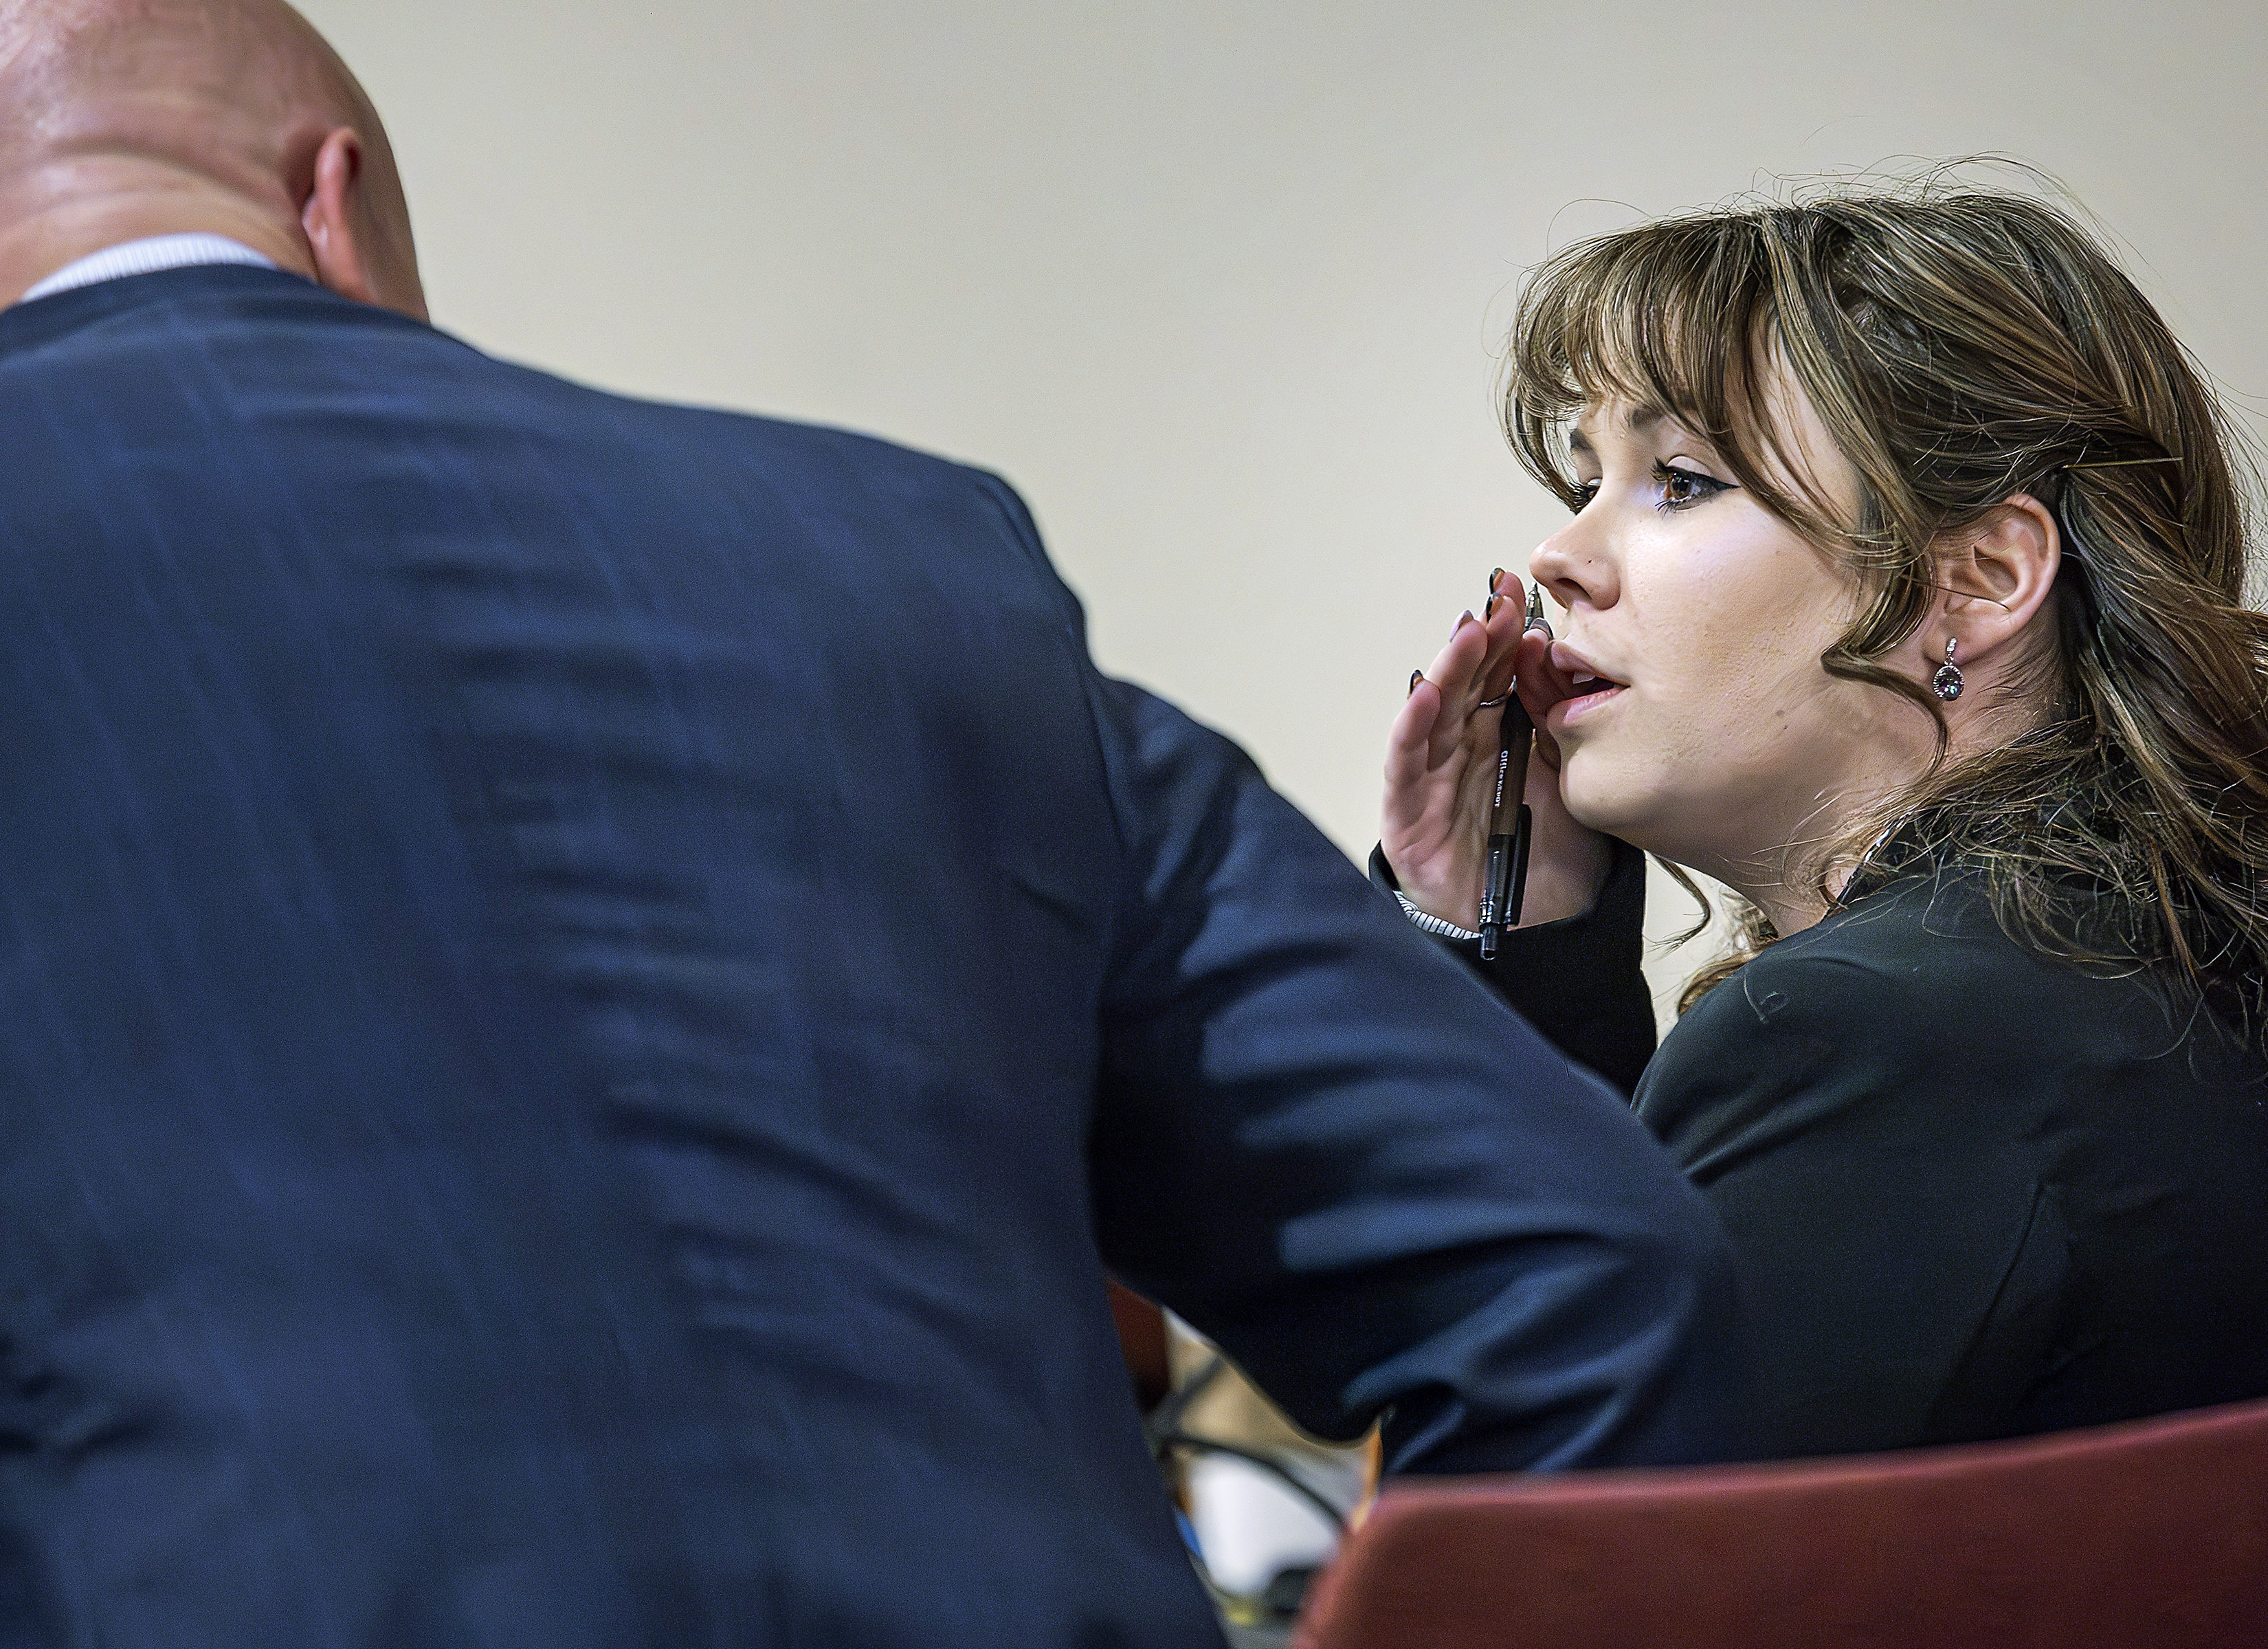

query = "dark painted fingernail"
[1408,669,1425,696]
[1489,568,1505,593]
[1485,594,1501,621]
[1453,609,1474,635]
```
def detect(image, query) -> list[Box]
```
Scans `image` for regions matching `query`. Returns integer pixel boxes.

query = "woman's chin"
[1560,772,1678,863]
[1557,760,1637,838]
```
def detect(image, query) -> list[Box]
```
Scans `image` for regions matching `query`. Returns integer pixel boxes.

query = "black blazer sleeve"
[1368,837,1658,1096]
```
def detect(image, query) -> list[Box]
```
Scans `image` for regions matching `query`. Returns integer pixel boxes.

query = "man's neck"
[19,232,278,305]
[0,182,315,308]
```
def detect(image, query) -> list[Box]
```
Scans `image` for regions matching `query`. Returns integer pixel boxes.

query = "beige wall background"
[298,0,2268,1013]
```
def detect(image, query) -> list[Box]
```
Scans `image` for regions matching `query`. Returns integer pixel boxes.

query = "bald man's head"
[0,0,424,316]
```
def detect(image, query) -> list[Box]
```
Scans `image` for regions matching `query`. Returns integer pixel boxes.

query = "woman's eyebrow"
[1567,404,1673,458]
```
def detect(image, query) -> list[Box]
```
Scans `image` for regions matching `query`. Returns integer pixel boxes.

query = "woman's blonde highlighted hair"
[1502,174,2268,1023]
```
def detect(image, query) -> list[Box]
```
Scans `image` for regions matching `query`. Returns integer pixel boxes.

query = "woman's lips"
[1550,675,1627,729]
[1544,644,1628,731]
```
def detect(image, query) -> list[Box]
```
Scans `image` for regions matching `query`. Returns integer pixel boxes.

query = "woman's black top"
[1374,843,2268,1459]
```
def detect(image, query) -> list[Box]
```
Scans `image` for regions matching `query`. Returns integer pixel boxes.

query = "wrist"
[1378,845,1480,929]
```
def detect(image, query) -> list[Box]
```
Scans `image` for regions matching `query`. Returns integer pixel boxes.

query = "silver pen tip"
[1524,584,1552,639]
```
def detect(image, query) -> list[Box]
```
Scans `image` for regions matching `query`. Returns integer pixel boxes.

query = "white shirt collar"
[16,233,277,305]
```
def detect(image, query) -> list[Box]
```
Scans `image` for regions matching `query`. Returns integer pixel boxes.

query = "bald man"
[0,2,1751,1644]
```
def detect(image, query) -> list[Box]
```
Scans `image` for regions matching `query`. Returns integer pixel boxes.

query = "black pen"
[1476,586,1548,959]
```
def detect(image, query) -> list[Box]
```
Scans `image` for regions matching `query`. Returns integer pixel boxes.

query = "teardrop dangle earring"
[1932,638,1965,702]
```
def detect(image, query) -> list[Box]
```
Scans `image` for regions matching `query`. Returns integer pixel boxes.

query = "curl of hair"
[1502,171,2268,1032]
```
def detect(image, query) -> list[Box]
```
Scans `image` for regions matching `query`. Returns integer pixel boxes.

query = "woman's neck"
[1691,819,1886,938]
[1722,872,1834,940]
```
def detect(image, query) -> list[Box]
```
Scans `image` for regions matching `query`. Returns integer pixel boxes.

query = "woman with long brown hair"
[1379,180,2268,1457]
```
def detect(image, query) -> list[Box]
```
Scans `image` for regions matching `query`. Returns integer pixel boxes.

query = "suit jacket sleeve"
[961,480,1753,1470]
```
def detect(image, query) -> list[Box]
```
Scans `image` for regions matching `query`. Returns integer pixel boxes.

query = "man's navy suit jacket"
[0,267,1746,1646]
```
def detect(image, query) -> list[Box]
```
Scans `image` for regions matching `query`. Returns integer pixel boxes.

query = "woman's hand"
[1382,575,1614,930]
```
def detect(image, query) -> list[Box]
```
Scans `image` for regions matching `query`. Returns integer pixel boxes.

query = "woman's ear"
[1935,493,2060,661]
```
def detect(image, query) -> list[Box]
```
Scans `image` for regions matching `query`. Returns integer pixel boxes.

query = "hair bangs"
[1504,217,1782,517]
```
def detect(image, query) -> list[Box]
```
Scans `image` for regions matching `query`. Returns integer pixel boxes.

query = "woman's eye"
[1569,478,1601,511]
[1654,461,1729,510]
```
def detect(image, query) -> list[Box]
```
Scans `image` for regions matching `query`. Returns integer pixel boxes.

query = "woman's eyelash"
[1564,465,1730,513]
[1653,461,1729,510]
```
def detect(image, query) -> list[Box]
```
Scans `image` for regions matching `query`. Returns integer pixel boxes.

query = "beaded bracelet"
[1393,892,1483,944]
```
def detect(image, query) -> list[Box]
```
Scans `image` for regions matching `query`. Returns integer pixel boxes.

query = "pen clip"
[1505,803,1532,929]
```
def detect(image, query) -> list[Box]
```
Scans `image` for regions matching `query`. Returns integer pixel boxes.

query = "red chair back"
[1296,1397,2268,1649]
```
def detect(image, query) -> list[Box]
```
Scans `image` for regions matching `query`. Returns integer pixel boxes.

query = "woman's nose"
[1529,511,1616,614]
